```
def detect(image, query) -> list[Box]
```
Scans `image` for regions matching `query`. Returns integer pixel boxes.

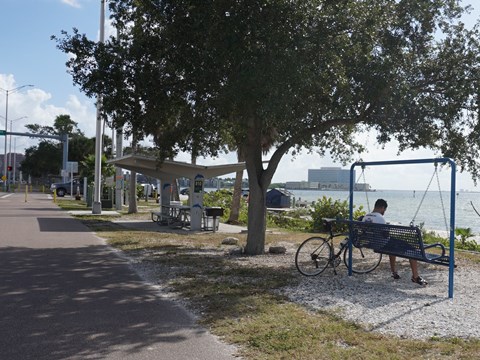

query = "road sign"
[0,130,5,136]
[67,161,78,173]
[1,175,6,181]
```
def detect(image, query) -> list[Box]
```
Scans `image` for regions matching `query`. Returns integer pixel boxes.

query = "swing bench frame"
[347,158,456,298]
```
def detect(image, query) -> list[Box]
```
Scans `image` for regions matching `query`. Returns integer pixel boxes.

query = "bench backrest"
[349,220,426,258]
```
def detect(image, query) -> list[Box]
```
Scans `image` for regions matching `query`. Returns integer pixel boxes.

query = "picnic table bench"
[151,211,175,226]
[151,204,190,228]
[348,220,451,266]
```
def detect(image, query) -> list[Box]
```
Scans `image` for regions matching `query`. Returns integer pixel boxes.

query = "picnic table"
[151,203,190,228]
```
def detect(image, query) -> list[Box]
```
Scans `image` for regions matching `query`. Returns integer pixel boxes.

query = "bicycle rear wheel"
[295,237,332,276]
[343,244,382,274]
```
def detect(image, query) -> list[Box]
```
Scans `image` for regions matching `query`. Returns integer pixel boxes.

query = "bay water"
[290,189,480,235]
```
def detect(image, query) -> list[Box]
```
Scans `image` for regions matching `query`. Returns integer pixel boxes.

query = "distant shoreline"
[284,188,480,193]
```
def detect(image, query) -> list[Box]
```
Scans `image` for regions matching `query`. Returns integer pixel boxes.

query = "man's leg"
[389,255,400,279]
[389,255,397,272]
[409,259,419,278]
[409,259,428,285]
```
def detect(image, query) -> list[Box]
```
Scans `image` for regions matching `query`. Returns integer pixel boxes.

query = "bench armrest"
[423,242,446,259]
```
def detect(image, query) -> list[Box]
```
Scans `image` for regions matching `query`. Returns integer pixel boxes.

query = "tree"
[54,0,480,254]
[21,114,98,180]
[25,114,84,137]
[80,154,116,183]
[21,142,62,179]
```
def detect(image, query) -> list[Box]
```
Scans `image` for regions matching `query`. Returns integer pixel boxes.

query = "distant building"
[308,167,353,186]
[285,167,370,191]
[285,181,310,189]
[0,153,25,179]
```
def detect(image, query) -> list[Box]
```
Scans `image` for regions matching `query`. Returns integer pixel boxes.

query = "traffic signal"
[7,166,12,171]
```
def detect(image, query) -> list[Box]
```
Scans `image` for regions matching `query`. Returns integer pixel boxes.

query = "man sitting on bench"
[363,198,428,286]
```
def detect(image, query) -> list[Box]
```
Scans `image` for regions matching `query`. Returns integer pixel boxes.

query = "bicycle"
[295,218,382,276]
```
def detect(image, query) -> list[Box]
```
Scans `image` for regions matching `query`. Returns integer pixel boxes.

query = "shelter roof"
[108,154,246,180]
[267,188,294,196]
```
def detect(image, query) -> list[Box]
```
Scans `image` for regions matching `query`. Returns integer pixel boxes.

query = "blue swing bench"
[348,220,451,266]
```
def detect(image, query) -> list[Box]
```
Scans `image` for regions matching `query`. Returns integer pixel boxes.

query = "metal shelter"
[348,158,456,298]
[108,154,246,230]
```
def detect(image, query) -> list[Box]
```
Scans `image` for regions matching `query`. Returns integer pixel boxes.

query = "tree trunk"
[243,119,271,255]
[242,120,291,255]
[244,178,267,254]
[171,178,180,202]
[227,150,245,224]
[228,171,243,224]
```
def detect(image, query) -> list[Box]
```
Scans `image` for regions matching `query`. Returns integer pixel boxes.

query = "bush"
[203,189,248,225]
[422,227,480,252]
[202,192,370,233]
[309,196,365,232]
[267,212,310,231]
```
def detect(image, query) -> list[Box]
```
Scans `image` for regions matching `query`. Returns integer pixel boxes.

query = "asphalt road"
[0,192,238,360]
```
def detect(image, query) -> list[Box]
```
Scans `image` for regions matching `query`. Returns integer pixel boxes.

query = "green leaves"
[54,0,480,252]
[54,0,480,167]
[309,196,365,233]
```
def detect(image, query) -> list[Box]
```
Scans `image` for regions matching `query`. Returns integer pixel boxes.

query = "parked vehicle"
[50,179,84,197]
[137,174,157,197]
[139,183,157,197]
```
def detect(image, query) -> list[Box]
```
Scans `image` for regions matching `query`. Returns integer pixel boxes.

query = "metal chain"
[361,167,371,213]
[435,166,449,232]
[410,164,437,226]
[346,166,370,212]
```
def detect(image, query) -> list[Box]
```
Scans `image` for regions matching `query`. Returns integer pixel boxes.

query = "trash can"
[101,199,113,209]
[204,207,224,232]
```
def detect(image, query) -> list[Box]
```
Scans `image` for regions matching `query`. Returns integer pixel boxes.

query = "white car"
[50,179,83,197]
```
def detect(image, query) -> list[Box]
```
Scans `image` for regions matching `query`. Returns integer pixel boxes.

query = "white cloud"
[61,0,81,9]
[65,95,96,136]
[0,75,96,155]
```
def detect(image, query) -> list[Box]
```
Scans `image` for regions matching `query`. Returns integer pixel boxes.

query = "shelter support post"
[161,180,172,214]
[190,174,204,231]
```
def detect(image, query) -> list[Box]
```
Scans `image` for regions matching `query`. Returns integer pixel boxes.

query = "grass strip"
[56,200,480,359]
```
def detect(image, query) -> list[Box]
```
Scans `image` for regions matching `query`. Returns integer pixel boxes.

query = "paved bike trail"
[0,192,238,360]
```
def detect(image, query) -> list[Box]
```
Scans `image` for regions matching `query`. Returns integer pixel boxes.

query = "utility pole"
[92,0,105,214]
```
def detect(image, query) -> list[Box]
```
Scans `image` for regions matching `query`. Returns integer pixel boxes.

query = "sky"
[0,0,479,191]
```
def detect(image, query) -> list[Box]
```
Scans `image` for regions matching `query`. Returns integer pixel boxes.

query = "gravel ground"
[282,260,479,339]
[120,236,480,341]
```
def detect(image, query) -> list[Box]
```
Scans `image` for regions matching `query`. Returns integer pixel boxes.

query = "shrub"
[423,227,480,252]
[309,196,365,232]
[203,189,248,225]
[267,212,310,231]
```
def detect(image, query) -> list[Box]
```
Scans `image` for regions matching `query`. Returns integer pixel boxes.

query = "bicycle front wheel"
[295,237,332,276]
[343,244,382,274]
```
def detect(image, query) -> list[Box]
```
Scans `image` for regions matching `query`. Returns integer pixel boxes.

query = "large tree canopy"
[21,114,102,180]
[54,0,480,254]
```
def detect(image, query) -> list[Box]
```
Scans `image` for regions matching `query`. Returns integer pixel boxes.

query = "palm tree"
[455,227,474,246]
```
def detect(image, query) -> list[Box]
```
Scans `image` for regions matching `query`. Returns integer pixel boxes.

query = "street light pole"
[13,138,17,185]
[8,116,27,187]
[0,115,27,188]
[0,85,33,191]
[92,0,105,213]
